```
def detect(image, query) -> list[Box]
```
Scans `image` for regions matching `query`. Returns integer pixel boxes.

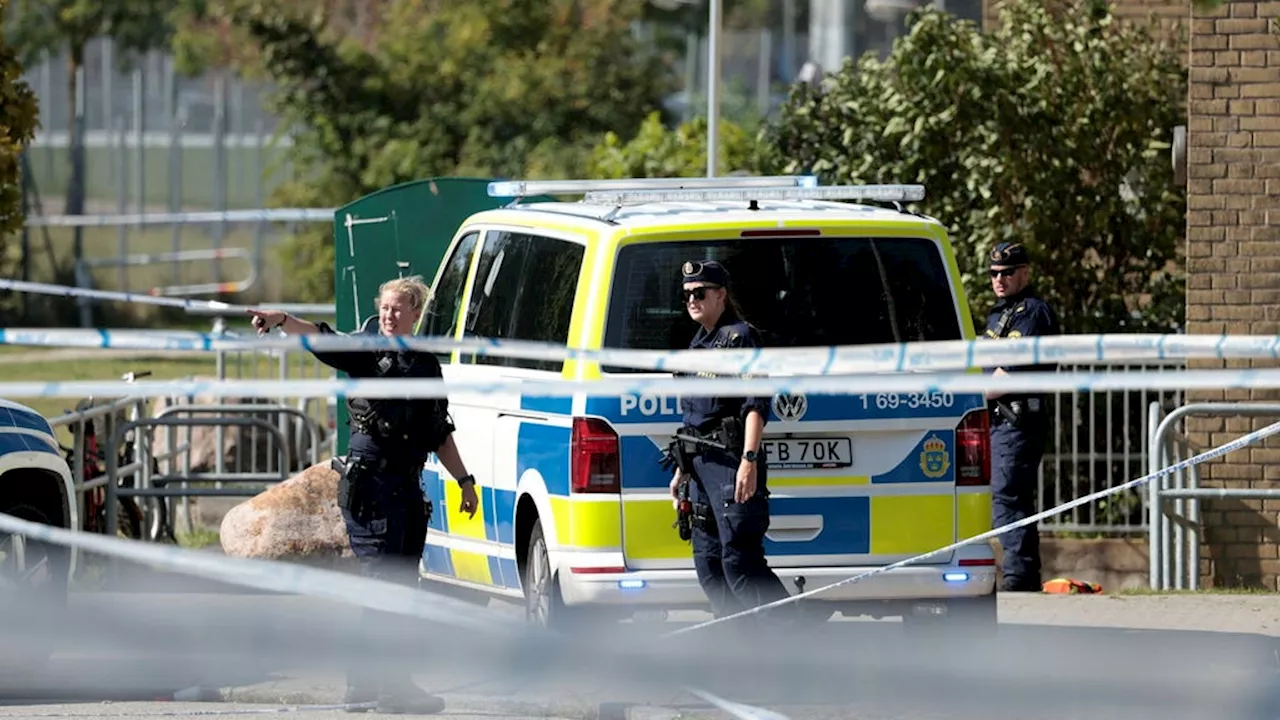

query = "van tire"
[522,518,613,634]
[523,519,567,631]
[0,502,70,674]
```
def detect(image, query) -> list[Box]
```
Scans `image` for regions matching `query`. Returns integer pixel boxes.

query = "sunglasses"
[989,267,1022,279]
[682,285,720,302]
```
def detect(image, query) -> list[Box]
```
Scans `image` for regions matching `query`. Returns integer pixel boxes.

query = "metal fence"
[1146,401,1280,591]
[1037,361,1188,536]
[46,362,332,545]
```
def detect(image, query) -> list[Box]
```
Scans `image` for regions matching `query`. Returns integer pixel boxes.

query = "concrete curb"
[213,677,685,719]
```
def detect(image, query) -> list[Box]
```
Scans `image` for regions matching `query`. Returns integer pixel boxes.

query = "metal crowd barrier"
[1146,401,1280,591]
[104,416,293,538]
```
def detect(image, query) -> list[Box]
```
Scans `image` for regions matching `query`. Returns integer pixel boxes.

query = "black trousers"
[688,447,794,625]
[340,456,428,691]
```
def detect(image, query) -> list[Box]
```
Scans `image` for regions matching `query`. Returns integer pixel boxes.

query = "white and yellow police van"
[413,177,998,632]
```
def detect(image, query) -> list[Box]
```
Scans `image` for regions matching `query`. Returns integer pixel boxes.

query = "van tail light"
[571,417,621,494]
[955,409,990,486]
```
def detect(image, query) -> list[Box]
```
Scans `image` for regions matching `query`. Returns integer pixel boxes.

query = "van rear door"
[600,231,987,571]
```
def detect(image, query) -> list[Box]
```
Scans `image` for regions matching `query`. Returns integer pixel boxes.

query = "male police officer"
[249,275,478,714]
[667,260,794,627]
[983,242,1061,593]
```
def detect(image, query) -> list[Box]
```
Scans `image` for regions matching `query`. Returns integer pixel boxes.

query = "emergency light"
[580,184,927,206]
[486,175,819,198]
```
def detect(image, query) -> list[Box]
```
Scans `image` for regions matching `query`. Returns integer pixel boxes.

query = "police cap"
[682,259,730,287]
[989,242,1029,269]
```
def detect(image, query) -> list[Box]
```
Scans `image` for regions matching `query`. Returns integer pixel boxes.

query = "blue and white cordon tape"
[0,510,518,635]
[5,323,1280,378]
[4,365,1280,400]
[668,416,1280,637]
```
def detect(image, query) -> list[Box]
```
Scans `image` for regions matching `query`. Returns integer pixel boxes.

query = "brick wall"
[1184,0,1280,590]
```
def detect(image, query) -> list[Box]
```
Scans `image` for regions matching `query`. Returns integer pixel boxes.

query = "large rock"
[219,461,354,565]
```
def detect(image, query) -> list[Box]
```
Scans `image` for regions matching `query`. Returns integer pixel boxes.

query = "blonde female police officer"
[668,260,794,626]
[249,276,478,715]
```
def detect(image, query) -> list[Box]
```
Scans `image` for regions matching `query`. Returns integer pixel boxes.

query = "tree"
[0,0,40,320]
[759,0,1187,335]
[5,0,184,216]
[179,0,675,302]
[588,110,759,179]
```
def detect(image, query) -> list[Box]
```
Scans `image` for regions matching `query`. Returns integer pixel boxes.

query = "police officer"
[982,242,1061,593]
[667,260,794,627]
[248,275,478,715]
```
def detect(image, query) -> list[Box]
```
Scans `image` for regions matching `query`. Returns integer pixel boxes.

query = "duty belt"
[347,452,424,476]
[351,417,414,443]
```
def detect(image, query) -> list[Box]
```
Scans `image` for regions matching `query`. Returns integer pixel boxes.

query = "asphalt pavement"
[0,590,1278,720]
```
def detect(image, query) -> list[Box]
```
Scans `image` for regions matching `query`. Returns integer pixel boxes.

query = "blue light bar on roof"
[486,175,819,198]
[579,184,927,206]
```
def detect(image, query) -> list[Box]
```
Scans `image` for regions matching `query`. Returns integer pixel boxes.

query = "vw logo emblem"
[772,393,808,421]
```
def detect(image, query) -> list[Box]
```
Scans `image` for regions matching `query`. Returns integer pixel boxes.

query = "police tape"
[664,417,1280,638]
[22,208,335,227]
[0,511,519,636]
[3,365,1280,401]
[0,280,257,313]
[685,688,791,720]
[8,323,1280,378]
[0,514,787,720]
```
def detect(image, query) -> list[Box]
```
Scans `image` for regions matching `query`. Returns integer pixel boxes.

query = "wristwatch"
[743,450,759,463]
[457,474,476,488]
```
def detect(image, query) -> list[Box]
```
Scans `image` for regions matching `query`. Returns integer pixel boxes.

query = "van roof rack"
[486,175,819,200]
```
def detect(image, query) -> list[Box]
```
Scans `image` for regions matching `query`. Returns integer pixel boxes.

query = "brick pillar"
[1184,0,1280,590]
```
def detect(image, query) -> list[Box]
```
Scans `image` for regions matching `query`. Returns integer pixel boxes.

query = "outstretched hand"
[247,309,286,336]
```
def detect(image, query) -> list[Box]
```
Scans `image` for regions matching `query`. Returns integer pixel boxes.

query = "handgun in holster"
[331,455,369,520]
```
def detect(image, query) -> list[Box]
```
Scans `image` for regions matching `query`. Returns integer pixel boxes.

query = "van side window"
[419,231,481,361]
[464,231,584,372]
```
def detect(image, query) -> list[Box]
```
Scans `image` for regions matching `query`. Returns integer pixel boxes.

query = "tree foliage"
[758,0,1187,335]
[0,0,38,236]
[0,0,40,320]
[588,111,758,179]
[178,0,674,301]
[5,0,184,214]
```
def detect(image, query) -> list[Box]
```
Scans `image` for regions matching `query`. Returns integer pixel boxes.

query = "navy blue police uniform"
[308,316,464,713]
[674,260,793,623]
[982,243,1061,593]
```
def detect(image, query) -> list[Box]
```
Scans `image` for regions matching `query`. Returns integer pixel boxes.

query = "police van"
[0,398,77,669]
[413,177,998,631]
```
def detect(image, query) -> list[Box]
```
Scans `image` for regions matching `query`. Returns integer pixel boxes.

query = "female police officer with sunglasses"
[668,259,795,628]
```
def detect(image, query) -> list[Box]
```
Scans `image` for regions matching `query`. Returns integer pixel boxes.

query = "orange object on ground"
[1042,577,1103,594]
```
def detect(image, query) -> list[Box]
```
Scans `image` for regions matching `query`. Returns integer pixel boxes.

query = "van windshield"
[602,235,963,372]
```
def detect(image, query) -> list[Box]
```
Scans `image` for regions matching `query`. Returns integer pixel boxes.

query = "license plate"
[761,437,853,470]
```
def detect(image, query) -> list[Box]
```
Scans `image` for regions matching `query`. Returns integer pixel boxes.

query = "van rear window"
[602,236,962,371]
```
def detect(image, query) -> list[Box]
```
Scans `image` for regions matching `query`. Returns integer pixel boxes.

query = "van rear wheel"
[522,518,614,634]
[523,519,562,630]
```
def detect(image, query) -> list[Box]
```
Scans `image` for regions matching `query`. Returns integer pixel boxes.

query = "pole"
[706,0,722,177]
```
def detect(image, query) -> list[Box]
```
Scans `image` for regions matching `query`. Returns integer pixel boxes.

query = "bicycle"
[58,370,173,542]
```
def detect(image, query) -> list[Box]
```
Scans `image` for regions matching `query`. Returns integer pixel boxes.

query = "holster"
[690,501,717,537]
[331,455,364,519]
